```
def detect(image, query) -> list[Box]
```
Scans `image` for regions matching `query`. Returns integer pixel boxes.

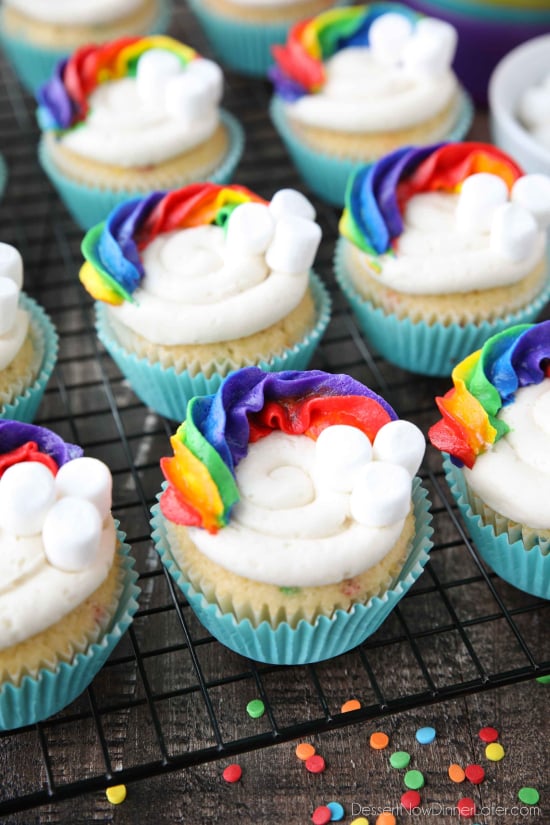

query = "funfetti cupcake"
[335,142,550,376]
[0,243,58,423]
[0,0,172,93]
[269,3,473,206]
[80,183,331,421]
[36,36,244,230]
[429,321,550,601]
[0,420,139,729]
[151,367,433,665]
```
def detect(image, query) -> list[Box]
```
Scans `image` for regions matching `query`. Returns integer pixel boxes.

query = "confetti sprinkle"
[305,754,326,774]
[415,726,436,745]
[106,785,126,805]
[375,813,396,825]
[296,743,316,761]
[536,675,550,684]
[485,742,505,762]
[401,790,421,811]
[478,726,499,743]
[246,699,265,719]
[350,819,369,825]
[518,787,540,805]
[327,801,345,821]
[465,764,485,785]
[404,769,425,790]
[222,764,242,783]
[389,751,411,770]
[341,699,362,713]
[312,805,332,825]
[448,763,466,783]
[369,731,389,750]
[457,798,476,817]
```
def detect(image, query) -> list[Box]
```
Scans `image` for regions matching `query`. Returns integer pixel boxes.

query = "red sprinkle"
[457,798,476,818]
[478,726,499,743]
[465,764,485,785]
[222,764,242,783]
[311,806,332,825]
[401,790,421,811]
[305,754,326,774]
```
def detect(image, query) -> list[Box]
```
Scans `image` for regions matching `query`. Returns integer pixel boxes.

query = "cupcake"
[151,367,433,664]
[80,182,331,421]
[269,3,473,205]
[186,0,339,78]
[36,36,244,230]
[429,321,550,600]
[0,242,58,423]
[0,420,139,729]
[335,142,550,376]
[0,0,172,93]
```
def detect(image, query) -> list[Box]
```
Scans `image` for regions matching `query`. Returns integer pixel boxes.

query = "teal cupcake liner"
[444,457,550,601]
[1,292,59,423]
[334,238,550,377]
[0,0,172,94]
[0,526,140,730]
[96,271,331,421]
[151,479,433,665]
[38,109,244,230]
[0,153,7,200]
[270,90,474,207]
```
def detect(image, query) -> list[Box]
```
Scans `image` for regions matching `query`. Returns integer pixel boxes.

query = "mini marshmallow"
[350,461,411,528]
[269,189,316,222]
[164,72,213,123]
[136,48,182,106]
[314,424,373,493]
[372,420,425,478]
[0,243,23,290]
[455,173,509,234]
[42,497,102,572]
[225,203,275,256]
[401,17,457,77]
[518,85,550,130]
[490,202,539,262]
[0,462,56,536]
[511,174,550,230]
[184,58,223,106]
[0,276,19,336]
[54,457,112,522]
[368,13,414,67]
[265,215,322,275]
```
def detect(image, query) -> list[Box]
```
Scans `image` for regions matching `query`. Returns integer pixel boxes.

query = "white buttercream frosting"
[3,0,147,25]
[464,381,550,530]
[0,244,31,372]
[517,71,550,154]
[0,309,29,372]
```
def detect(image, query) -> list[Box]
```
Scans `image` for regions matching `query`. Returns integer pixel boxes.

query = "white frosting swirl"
[0,308,29,372]
[60,77,219,168]
[3,0,146,25]
[285,48,458,133]
[109,224,309,345]
[464,381,550,530]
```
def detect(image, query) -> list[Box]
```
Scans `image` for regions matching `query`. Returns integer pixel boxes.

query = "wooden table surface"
[0,3,548,823]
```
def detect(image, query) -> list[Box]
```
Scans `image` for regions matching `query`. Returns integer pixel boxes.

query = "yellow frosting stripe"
[113,37,197,78]
[79,261,124,306]
[165,434,224,532]
[442,351,498,449]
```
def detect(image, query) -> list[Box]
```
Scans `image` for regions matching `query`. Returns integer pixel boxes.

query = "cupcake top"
[0,420,116,650]
[339,142,550,295]
[0,243,31,373]
[270,4,459,133]
[37,36,224,168]
[429,321,550,530]
[80,183,322,346]
[159,367,425,587]
[4,0,149,25]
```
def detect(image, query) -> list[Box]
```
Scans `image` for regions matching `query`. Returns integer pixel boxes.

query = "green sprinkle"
[518,787,540,805]
[279,587,301,595]
[246,699,265,719]
[536,674,550,684]
[389,751,411,770]
[404,770,425,790]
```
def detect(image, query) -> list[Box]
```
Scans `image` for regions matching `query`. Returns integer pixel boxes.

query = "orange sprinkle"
[341,699,362,713]
[370,731,390,750]
[376,813,396,825]
[448,763,466,783]
[296,743,316,761]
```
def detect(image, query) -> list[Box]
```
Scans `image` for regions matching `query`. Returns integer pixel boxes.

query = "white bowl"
[489,34,550,175]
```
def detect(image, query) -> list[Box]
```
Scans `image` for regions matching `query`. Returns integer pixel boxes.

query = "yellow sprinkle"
[485,742,505,762]
[106,784,127,804]
[350,818,369,825]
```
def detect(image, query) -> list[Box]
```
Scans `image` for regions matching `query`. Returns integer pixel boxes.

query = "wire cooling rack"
[0,2,548,816]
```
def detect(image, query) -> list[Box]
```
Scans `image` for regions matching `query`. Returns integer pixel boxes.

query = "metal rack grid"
[0,3,548,815]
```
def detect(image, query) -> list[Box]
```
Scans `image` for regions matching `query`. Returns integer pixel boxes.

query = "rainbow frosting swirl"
[270,3,418,102]
[159,368,398,533]
[37,36,198,131]
[80,183,266,305]
[429,321,550,469]
[0,420,82,476]
[339,142,524,258]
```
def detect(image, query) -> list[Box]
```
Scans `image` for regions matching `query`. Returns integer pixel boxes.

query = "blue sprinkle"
[327,801,345,821]
[416,726,436,745]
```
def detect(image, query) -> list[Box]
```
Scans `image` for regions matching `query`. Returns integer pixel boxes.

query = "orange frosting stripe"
[160,435,224,533]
